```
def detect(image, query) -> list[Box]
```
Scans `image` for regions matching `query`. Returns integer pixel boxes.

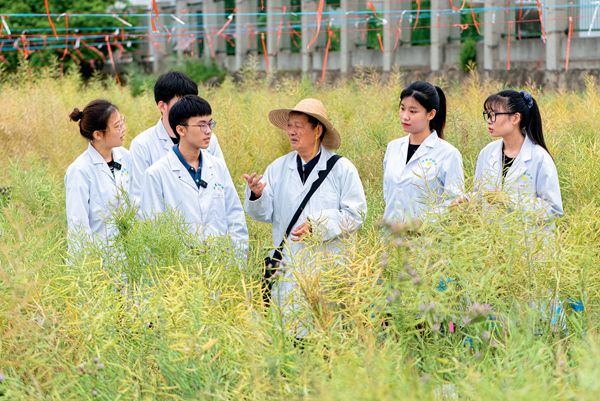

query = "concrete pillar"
[430,0,449,71]
[267,0,283,73]
[203,0,225,64]
[483,0,503,70]
[301,1,317,77]
[545,0,568,71]
[149,8,160,73]
[382,0,393,72]
[340,0,357,75]
[235,0,257,70]
[175,0,188,62]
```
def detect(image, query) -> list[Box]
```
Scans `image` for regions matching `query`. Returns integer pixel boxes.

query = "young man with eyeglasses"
[129,71,226,205]
[140,95,248,257]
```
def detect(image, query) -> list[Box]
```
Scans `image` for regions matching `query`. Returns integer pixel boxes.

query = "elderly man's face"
[286,113,319,158]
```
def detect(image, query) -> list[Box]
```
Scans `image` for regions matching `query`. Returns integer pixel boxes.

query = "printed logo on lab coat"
[413,157,438,180]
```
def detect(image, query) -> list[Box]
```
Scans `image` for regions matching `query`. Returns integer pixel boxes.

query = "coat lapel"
[156,119,174,153]
[405,131,439,170]
[200,149,216,188]
[286,151,305,199]
[505,135,533,186]
[168,151,199,192]
[112,148,128,188]
[282,146,334,225]
[302,146,330,188]
[87,144,115,183]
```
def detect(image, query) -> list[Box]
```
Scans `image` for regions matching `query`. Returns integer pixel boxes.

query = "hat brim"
[268,108,341,150]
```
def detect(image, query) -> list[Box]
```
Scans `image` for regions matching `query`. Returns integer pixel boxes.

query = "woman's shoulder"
[478,139,503,155]
[436,137,462,156]
[66,150,92,174]
[529,143,555,166]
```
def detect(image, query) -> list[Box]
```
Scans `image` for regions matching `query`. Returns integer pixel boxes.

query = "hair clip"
[519,91,534,109]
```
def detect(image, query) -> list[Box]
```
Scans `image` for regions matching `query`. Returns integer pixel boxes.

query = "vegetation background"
[0,62,599,400]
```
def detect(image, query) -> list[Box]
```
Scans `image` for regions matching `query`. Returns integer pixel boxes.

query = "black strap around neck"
[272,154,342,261]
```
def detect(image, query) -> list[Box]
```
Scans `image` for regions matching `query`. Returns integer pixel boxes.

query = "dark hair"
[483,90,549,155]
[154,71,198,104]
[168,95,212,139]
[400,81,447,138]
[69,99,118,141]
[289,110,326,141]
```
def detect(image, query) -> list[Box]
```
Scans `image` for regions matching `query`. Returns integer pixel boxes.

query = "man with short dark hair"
[129,71,226,204]
[140,95,248,256]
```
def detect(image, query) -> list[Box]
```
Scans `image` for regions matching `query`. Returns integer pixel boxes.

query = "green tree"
[0,0,134,73]
[411,0,431,46]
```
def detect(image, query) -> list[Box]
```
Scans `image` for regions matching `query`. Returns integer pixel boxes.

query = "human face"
[399,96,435,137]
[178,115,213,149]
[286,113,319,158]
[159,96,181,135]
[483,104,519,138]
[98,110,126,148]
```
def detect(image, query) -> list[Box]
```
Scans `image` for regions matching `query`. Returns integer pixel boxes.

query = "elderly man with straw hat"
[243,98,367,337]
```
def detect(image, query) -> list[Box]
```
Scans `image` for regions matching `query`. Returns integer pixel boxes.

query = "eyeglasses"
[182,120,217,131]
[482,110,515,123]
[103,117,126,133]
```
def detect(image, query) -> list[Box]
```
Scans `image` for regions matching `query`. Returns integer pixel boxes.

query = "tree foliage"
[0,0,133,73]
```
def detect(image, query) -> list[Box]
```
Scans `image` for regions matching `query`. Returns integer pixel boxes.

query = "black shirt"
[297,152,321,184]
[107,160,121,177]
[406,143,420,163]
[502,153,515,178]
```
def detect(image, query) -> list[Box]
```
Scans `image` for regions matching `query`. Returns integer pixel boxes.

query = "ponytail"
[526,97,548,154]
[431,86,446,138]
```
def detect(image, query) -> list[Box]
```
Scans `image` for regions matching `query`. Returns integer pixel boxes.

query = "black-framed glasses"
[182,120,216,131]
[482,110,515,123]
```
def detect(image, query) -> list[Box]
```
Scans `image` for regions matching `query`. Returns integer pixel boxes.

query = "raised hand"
[243,172,266,198]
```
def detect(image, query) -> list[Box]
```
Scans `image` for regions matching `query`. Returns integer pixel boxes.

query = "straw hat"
[268,98,341,150]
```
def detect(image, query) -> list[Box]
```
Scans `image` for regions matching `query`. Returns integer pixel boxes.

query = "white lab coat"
[65,143,132,251]
[140,149,248,256]
[129,119,225,204]
[383,131,464,223]
[245,145,367,336]
[474,135,563,220]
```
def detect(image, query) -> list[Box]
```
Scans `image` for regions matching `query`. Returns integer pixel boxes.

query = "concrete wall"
[149,0,600,87]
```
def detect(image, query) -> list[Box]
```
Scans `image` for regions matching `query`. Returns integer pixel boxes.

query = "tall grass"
[0,64,599,400]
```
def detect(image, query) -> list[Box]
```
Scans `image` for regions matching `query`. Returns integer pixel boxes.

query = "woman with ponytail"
[475,90,563,219]
[383,81,464,223]
[65,99,132,254]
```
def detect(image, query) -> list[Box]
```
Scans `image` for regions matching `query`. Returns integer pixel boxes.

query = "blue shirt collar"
[173,145,205,189]
[173,144,202,171]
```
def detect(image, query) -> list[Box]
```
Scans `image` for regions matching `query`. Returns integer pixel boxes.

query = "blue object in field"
[486,315,498,331]
[550,303,563,327]
[567,298,584,312]
[436,278,456,292]
[463,336,474,349]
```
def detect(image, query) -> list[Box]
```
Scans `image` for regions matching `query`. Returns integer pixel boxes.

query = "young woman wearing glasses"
[474,90,563,220]
[65,99,132,255]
